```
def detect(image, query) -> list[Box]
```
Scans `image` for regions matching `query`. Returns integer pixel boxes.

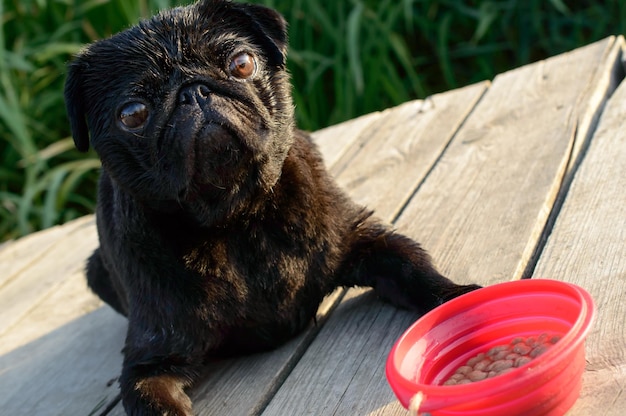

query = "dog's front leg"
[338,218,481,314]
[118,321,205,416]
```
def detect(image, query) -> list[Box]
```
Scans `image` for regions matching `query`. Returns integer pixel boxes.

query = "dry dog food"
[443,333,561,385]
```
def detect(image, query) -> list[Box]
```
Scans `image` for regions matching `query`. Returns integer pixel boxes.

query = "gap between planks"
[533,46,626,415]
[521,36,625,279]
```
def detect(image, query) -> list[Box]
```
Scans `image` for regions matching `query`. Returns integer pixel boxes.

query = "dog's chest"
[178,222,315,289]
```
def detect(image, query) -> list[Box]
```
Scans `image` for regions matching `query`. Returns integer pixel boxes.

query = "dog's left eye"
[229,52,257,79]
[119,102,149,131]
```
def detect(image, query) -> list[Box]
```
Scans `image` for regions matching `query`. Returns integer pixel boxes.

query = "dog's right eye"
[119,102,149,131]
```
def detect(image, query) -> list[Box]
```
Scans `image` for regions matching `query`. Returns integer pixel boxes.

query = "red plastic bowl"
[386,279,595,416]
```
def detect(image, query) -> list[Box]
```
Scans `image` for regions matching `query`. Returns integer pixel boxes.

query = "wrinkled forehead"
[87,7,259,75]
[76,5,267,101]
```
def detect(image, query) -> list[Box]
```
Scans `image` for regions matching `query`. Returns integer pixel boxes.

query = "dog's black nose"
[178,83,211,105]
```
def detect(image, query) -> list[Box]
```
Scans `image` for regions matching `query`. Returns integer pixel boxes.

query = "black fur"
[64,1,479,414]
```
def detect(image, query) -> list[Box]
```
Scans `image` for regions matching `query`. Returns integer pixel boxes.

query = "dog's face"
[65,0,294,221]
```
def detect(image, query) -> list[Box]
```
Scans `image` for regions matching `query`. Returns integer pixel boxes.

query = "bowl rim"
[385,278,596,411]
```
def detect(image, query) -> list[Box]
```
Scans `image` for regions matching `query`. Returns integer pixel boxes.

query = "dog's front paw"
[122,375,193,416]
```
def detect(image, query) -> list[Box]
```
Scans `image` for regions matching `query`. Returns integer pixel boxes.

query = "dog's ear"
[201,0,288,68]
[64,60,90,152]
[238,2,288,66]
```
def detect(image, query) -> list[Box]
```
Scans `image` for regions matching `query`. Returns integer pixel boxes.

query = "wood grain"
[312,111,383,170]
[335,82,488,220]
[0,216,98,336]
[262,289,417,416]
[0,271,126,416]
[533,52,626,416]
[0,215,94,288]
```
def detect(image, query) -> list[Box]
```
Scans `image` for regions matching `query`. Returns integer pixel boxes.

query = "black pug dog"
[65,0,479,414]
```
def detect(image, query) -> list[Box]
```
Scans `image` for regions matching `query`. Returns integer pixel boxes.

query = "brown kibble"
[487,345,509,357]
[492,349,511,361]
[468,370,488,381]
[442,334,559,386]
[513,342,532,355]
[455,365,473,376]
[466,353,486,367]
[487,359,514,372]
[530,344,549,358]
[474,358,493,372]
[515,356,532,367]
[449,373,466,381]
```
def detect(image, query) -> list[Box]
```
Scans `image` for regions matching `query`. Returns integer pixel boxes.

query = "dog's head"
[65,0,294,222]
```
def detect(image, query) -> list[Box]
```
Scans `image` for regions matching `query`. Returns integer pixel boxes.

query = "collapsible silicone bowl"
[386,279,595,416]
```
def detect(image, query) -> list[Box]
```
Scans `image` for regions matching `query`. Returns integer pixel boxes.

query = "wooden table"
[1,36,625,416]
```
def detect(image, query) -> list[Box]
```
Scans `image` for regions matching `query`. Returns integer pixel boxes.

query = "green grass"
[1,0,625,242]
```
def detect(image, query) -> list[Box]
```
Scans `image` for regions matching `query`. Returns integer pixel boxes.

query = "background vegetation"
[1,0,625,242]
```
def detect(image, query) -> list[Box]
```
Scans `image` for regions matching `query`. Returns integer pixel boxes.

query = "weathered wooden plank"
[262,37,624,416]
[312,111,383,170]
[0,215,94,288]
[262,288,413,416]
[0,216,98,336]
[335,82,488,220]
[0,271,126,416]
[533,50,626,416]
[395,36,622,285]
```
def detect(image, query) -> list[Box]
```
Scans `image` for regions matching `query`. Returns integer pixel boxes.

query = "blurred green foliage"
[1,0,625,241]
